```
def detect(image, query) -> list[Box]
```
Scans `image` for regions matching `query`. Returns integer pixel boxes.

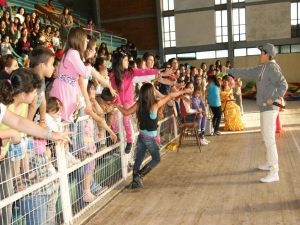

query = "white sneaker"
[260,171,279,183]
[65,152,81,164]
[258,162,270,171]
[203,138,210,143]
[200,139,208,146]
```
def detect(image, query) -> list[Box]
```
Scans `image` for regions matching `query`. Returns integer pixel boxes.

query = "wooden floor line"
[288,127,300,154]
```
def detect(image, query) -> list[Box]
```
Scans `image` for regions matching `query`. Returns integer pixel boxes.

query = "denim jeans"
[133,134,160,171]
[19,195,49,225]
[0,157,13,225]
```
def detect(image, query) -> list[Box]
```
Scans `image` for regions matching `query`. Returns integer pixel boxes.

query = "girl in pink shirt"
[110,52,170,153]
[50,27,116,122]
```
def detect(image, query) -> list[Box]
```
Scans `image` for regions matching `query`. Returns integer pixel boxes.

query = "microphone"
[273,102,285,109]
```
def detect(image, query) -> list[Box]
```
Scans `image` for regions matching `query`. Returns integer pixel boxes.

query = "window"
[247,48,260,55]
[215,0,227,5]
[196,51,216,59]
[234,48,246,57]
[163,16,176,47]
[216,50,228,58]
[163,0,174,11]
[216,10,228,43]
[232,8,246,41]
[280,45,290,54]
[291,2,300,37]
[232,0,245,2]
[165,54,177,62]
[177,53,196,59]
[291,44,300,52]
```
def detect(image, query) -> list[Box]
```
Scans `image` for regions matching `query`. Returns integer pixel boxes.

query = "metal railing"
[0,105,177,224]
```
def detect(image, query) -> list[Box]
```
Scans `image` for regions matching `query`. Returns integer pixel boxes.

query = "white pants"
[260,110,279,172]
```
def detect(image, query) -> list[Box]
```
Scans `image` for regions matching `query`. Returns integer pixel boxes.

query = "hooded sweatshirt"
[226,60,287,112]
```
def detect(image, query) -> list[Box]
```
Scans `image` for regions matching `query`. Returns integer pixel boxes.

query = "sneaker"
[65,152,81,164]
[125,142,132,154]
[83,191,96,203]
[258,162,270,171]
[200,139,208,146]
[133,173,144,188]
[260,171,279,183]
[203,138,210,143]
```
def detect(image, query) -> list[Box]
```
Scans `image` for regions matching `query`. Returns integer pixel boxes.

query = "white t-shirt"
[0,103,7,123]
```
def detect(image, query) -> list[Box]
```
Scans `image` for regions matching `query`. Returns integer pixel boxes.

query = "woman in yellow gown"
[220,75,245,131]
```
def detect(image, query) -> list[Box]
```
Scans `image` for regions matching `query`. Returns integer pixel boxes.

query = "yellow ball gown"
[220,89,245,131]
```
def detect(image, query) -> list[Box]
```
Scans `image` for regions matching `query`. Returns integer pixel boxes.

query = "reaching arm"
[157,88,192,108]
[223,66,261,79]
[91,69,117,97]
[2,108,70,142]
[115,102,138,116]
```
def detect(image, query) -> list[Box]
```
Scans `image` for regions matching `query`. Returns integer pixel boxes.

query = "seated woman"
[220,75,245,131]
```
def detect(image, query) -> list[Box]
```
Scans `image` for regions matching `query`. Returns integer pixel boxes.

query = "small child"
[1,34,12,56]
[46,97,80,167]
[82,80,117,202]
[95,87,116,139]
[192,86,210,145]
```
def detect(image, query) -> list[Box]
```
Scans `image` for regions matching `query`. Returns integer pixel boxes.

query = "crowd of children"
[0,3,247,223]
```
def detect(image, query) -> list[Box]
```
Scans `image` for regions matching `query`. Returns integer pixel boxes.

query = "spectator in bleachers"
[45,0,56,10]
[51,30,60,51]
[30,22,40,45]
[2,10,13,37]
[23,13,31,33]
[0,54,18,80]
[11,17,19,45]
[59,7,73,49]
[126,41,137,59]
[44,25,52,42]
[0,19,7,38]
[86,18,94,35]
[106,53,112,69]
[29,11,37,31]
[16,28,33,57]
[1,34,12,56]
[15,7,25,25]
[99,47,108,59]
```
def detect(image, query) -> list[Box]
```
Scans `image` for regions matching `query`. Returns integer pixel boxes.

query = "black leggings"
[210,106,222,132]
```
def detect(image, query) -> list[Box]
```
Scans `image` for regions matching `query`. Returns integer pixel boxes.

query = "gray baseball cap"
[258,43,276,58]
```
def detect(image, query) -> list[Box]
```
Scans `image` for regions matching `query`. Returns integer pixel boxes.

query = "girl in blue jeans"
[115,83,192,189]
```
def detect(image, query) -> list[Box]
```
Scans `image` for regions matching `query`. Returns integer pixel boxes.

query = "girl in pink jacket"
[110,52,169,153]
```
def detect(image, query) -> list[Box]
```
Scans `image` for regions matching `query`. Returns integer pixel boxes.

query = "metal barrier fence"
[0,105,177,225]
